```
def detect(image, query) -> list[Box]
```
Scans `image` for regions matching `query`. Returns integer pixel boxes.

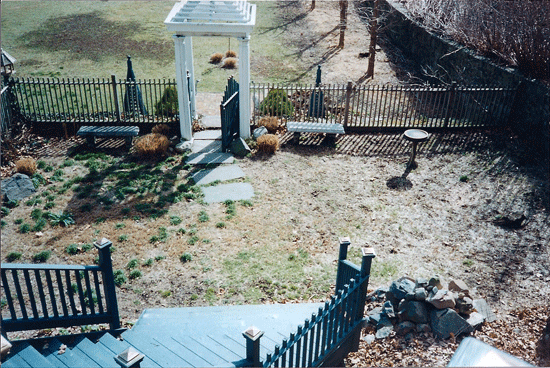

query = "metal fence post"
[111,75,122,123]
[443,81,457,128]
[94,238,121,330]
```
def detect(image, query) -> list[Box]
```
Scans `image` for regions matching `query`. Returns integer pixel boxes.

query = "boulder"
[449,279,470,295]
[383,300,396,319]
[427,289,456,309]
[430,308,472,339]
[387,277,416,305]
[396,321,416,336]
[230,137,251,157]
[456,295,474,315]
[416,323,431,333]
[429,275,443,290]
[367,307,383,325]
[362,334,376,344]
[375,325,393,339]
[1,173,36,202]
[253,126,268,139]
[414,287,427,301]
[466,311,485,330]
[398,300,429,324]
[415,277,429,289]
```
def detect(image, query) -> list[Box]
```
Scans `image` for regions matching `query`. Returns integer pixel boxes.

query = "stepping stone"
[194,130,222,140]
[201,116,221,129]
[186,152,234,165]
[192,165,245,186]
[201,182,254,203]
[191,139,222,153]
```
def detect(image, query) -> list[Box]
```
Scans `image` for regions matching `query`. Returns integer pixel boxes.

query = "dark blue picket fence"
[1,239,120,333]
[220,76,240,152]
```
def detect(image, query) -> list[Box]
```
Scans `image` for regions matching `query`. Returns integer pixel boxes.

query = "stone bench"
[287,121,345,143]
[77,126,139,148]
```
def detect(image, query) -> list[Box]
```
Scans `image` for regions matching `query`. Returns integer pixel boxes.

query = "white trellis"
[165,0,256,141]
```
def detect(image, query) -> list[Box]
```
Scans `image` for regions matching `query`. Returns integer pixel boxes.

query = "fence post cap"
[94,238,113,250]
[243,326,264,341]
[114,347,144,368]
[362,247,376,257]
[339,237,351,245]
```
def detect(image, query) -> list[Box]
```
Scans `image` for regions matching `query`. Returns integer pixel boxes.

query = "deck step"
[122,332,189,367]
[72,336,118,368]
[42,338,100,368]
[3,343,54,368]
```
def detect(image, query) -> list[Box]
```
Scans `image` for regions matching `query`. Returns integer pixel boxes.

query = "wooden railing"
[259,238,375,367]
[1,239,120,334]
[9,76,178,126]
[251,82,517,131]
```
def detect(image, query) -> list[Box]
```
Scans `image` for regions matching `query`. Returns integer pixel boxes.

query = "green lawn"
[1,1,306,91]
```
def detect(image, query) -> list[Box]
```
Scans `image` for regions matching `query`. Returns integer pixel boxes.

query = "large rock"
[253,126,268,139]
[396,321,416,336]
[466,311,485,330]
[430,308,472,339]
[472,299,496,323]
[383,301,396,319]
[427,289,456,309]
[1,173,36,202]
[449,279,470,296]
[398,300,429,324]
[387,277,416,305]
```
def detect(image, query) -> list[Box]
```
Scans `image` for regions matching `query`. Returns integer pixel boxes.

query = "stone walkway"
[186,124,253,203]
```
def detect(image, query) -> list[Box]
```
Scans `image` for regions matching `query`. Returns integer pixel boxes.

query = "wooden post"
[444,81,457,128]
[335,237,350,293]
[338,0,348,48]
[343,81,353,128]
[111,75,121,123]
[243,326,264,367]
[94,238,120,330]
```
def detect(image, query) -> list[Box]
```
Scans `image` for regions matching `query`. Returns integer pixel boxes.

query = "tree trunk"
[338,0,348,48]
[311,0,315,10]
[366,0,380,78]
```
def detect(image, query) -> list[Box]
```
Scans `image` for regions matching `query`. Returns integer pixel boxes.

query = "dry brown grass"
[15,156,37,176]
[209,52,224,64]
[225,50,237,58]
[258,116,281,134]
[134,133,170,158]
[257,134,280,154]
[151,124,171,137]
[222,57,237,69]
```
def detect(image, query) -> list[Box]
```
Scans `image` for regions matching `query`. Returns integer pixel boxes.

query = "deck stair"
[2,238,375,367]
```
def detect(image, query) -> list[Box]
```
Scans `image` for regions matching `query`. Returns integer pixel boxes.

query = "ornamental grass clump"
[225,50,237,58]
[151,124,171,137]
[222,57,237,69]
[209,52,224,64]
[135,133,170,158]
[15,157,37,176]
[257,134,280,154]
[258,116,281,133]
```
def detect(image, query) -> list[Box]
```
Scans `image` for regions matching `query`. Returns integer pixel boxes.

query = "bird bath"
[404,129,429,169]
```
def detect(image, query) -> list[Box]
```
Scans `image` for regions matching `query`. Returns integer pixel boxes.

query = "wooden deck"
[3,303,324,368]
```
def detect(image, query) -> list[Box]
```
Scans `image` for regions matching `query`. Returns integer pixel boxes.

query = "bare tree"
[338,0,348,48]
[366,0,380,77]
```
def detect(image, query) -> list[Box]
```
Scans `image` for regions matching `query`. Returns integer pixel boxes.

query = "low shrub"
[15,157,37,176]
[66,244,79,255]
[257,134,280,154]
[134,133,170,158]
[259,89,294,117]
[225,50,237,58]
[154,86,178,117]
[129,270,142,280]
[258,116,280,133]
[209,52,224,64]
[113,270,127,286]
[151,124,171,137]
[33,250,51,263]
[180,253,193,263]
[6,252,22,262]
[222,57,237,69]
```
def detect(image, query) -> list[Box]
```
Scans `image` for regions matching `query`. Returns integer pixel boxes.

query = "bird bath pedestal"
[404,129,429,169]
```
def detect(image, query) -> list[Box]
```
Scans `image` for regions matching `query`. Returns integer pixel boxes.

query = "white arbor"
[165,0,256,141]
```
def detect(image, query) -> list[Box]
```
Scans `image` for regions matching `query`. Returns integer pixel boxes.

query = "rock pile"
[365,276,496,341]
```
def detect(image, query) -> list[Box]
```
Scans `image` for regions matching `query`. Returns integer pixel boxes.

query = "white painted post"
[238,35,251,139]
[184,36,197,119]
[173,35,192,142]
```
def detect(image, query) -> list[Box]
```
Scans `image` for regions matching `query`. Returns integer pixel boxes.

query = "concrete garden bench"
[77,126,139,148]
[287,121,345,143]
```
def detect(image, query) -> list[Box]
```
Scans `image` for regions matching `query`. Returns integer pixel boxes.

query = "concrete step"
[191,165,246,186]
[201,115,221,129]
[186,152,234,165]
[201,182,254,203]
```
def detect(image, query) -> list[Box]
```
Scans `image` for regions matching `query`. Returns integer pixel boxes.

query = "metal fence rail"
[10,76,178,126]
[1,85,12,137]
[1,239,120,333]
[251,82,517,131]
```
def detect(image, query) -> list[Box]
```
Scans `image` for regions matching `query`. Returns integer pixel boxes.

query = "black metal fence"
[220,76,240,152]
[9,76,178,126]
[251,82,517,131]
